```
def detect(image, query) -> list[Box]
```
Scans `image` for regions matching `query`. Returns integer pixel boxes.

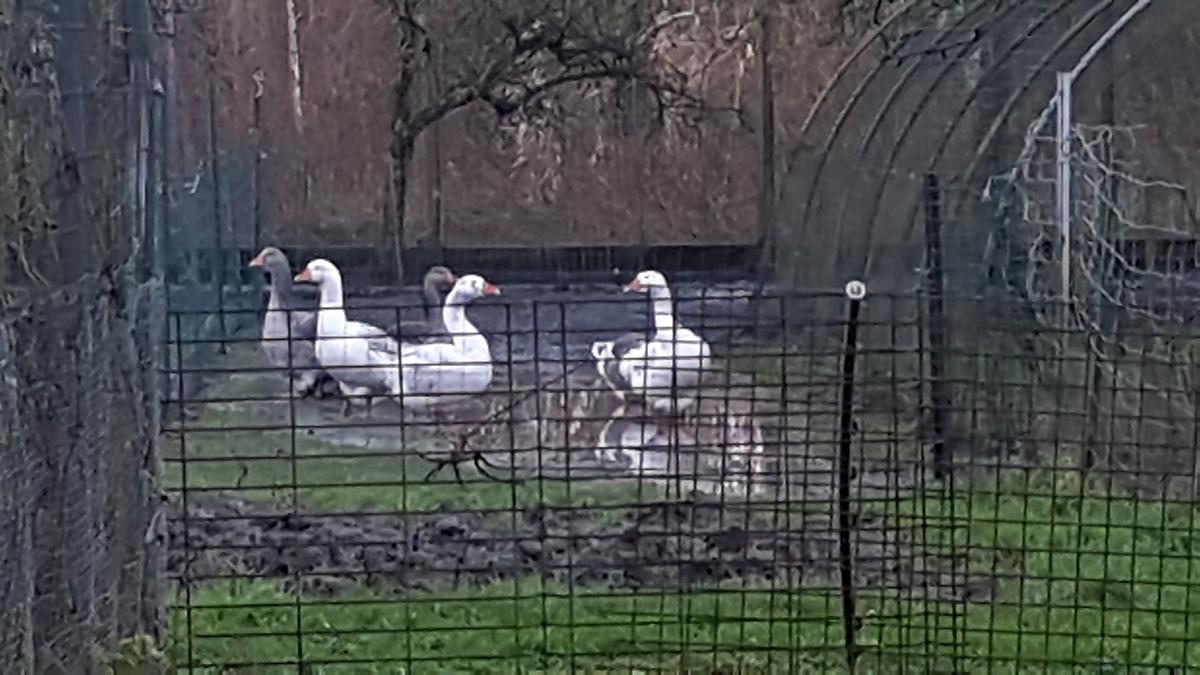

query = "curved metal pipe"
[893,0,1116,296]
[836,1,1033,281]
[778,0,921,183]
[861,0,1114,284]
[855,0,1081,278]
[775,2,922,280]
[1002,0,1152,183]
[782,2,985,283]
[959,0,1118,189]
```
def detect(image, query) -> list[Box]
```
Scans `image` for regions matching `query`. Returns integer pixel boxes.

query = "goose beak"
[482,282,501,296]
[248,254,264,268]
[294,268,312,283]
[623,279,641,293]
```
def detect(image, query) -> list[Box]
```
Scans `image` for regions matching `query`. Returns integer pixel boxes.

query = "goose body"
[591,270,711,413]
[592,330,649,393]
[395,274,499,406]
[296,259,401,416]
[248,247,334,397]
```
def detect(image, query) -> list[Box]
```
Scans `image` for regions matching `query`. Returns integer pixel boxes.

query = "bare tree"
[377,0,707,280]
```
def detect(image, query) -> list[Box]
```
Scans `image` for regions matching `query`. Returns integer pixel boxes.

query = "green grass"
[174,578,850,674]
[879,469,1200,670]
[170,470,1200,673]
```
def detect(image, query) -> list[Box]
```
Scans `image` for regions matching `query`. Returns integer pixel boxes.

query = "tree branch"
[388,3,717,145]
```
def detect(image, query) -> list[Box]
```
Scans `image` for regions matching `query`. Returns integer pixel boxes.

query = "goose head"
[623,270,669,294]
[447,274,501,303]
[294,258,341,287]
[424,266,457,294]
[248,247,292,281]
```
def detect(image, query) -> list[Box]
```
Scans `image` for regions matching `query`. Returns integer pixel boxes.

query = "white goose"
[295,259,400,417]
[396,274,500,407]
[591,270,711,413]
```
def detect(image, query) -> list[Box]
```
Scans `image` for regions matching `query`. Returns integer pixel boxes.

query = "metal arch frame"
[932,0,1122,295]
[774,1,921,281]
[779,0,1024,283]
[959,1,1123,187]
[1009,0,1155,297]
[1011,0,1154,176]
[862,0,1083,280]
[775,0,1149,289]
[836,1,1038,279]
[903,1,1119,250]
[829,1,1104,273]
[777,0,922,187]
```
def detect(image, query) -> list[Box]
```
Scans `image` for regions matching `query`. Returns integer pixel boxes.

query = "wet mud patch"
[168,493,990,602]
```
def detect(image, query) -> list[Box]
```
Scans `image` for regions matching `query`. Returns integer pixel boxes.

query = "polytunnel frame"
[1026,0,1153,298]
[773,0,1144,291]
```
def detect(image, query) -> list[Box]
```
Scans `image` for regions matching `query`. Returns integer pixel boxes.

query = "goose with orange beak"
[591,270,711,413]
[394,274,500,407]
[248,247,337,398]
[296,258,402,417]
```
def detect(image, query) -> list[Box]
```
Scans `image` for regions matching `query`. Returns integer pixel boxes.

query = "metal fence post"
[838,279,866,672]
[1056,70,1074,300]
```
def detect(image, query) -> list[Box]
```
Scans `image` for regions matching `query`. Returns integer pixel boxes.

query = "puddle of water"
[198,356,780,495]
[192,318,908,502]
[591,401,768,497]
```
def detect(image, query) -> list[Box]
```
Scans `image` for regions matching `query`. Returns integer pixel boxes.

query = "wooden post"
[923,174,949,480]
[252,68,264,255]
[208,73,227,353]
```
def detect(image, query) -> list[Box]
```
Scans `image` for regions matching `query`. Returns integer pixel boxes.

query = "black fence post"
[923,173,950,480]
[838,279,866,672]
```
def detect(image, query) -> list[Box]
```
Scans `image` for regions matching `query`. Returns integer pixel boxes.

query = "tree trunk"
[757,3,777,270]
[389,135,413,286]
[50,0,98,284]
[430,48,444,253]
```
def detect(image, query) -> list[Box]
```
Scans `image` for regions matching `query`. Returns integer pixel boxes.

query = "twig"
[417,358,596,483]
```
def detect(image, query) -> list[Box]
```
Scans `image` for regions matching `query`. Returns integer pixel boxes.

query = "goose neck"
[269,264,295,296]
[649,287,675,333]
[264,263,294,310]
[265,286,283,311]
[442,295,476,344]
[316,278,348,335]
[422,281,443,325]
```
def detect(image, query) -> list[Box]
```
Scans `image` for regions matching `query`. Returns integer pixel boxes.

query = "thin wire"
[163,286,1200,671]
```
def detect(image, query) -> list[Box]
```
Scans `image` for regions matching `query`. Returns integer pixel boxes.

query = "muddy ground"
[168,492,986,601]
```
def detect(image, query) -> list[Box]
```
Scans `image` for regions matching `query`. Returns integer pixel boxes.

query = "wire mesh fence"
[1,0,1196,670]
[165,276,1200,672]
[0,0,168,670]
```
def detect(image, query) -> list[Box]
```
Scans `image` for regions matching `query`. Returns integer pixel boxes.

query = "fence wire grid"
[166,280,1200,673]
